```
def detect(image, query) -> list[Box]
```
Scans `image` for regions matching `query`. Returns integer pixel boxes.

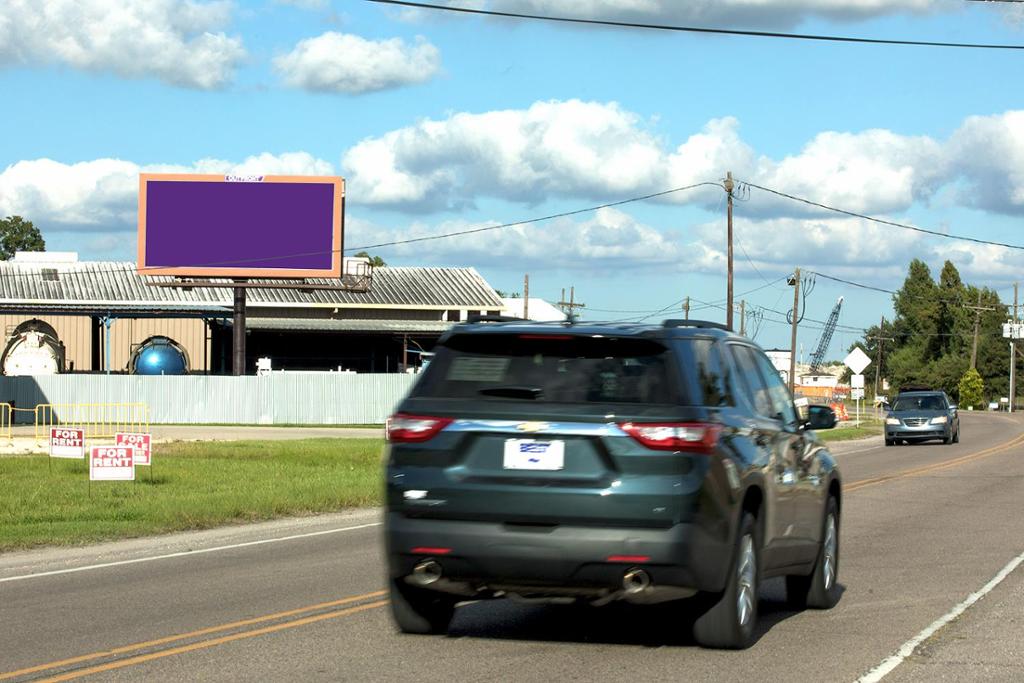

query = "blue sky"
[2,0,1024,359]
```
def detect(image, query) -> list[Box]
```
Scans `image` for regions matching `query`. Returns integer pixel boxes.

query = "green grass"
[0,438,384,552]
[818,418,883,442]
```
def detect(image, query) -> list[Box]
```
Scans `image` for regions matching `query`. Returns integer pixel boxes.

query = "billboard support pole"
[233,281,246,376]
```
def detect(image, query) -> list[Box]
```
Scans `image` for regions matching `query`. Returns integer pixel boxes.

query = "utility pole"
[965,290,999,370]
[683,296,690,320]
[725,171,735,331]
[523,274,530,320]
[739,300,746,336]
[869,316,894,400]
[1013,283,1018,412]
[557,286,586,319]
[789,267,801,394]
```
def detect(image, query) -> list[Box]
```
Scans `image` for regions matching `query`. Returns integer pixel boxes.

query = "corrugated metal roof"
[244,318,455,334]
[0,261,504,312]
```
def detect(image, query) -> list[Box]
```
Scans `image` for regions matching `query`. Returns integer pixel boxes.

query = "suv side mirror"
[806,404,837,430]
[949,404,958,411]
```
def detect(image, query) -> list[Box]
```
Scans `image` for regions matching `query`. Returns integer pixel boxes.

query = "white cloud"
[343,100,673,209]
[424,0,951,28]
[275,0,328,9]
[947,111,1024,215]
[342,100,950,217]
[347,207,691,270]
[0,152,334,231]
[692,216,923,275]
[751,129,947,217]
[274,32,440,94]
[0,0,246,89]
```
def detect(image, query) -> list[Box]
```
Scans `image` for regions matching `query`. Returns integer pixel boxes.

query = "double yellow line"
[845,431,1024,493]
[0,591,387,682]
[5,430,1024,681]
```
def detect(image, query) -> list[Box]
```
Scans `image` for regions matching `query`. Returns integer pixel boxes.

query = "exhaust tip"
[411,559,442,586]
[622,568,651,595]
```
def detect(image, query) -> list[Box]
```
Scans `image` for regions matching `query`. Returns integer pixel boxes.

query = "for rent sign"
[49,428,85,459]
[90,446,135,481]
[116,433,152,466]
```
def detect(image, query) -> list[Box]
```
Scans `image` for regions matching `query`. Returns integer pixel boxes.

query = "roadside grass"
[818,417,883,442]
[0,438,384,552]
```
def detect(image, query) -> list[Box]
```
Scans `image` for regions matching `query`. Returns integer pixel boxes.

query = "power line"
[739,180,1024,252]
[346,181,722,252]
[366,0,1024,50]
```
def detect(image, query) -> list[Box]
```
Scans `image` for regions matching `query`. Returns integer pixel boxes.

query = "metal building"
[0,252,505,374]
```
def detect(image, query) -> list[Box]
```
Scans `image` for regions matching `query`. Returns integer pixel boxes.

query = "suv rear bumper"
[385,512,733,600]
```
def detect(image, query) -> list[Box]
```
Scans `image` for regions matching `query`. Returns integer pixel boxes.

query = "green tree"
[354,251,386,268]
[0,216,45,260]
[957,368,984,409]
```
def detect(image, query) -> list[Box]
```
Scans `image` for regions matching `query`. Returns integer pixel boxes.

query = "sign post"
[844,349,872,427]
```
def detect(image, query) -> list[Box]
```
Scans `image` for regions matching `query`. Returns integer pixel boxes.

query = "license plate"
[503,439,565,471]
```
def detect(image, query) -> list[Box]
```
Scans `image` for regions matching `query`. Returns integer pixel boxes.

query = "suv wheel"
[389,578,456,635]
[693,512,759,649]
[786,496,841,609]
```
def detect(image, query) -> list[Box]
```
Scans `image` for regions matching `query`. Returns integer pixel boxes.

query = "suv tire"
[389,578,456,635]
[786,496,841,609]
[693,512,759,649]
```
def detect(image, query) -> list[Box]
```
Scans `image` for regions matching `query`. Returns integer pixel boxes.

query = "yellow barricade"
[35,403,150,442]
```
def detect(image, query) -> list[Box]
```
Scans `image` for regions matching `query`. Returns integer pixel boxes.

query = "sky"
[2,0,1024,360]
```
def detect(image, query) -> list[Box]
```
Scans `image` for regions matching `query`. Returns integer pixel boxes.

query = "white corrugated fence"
[0,374,418,425]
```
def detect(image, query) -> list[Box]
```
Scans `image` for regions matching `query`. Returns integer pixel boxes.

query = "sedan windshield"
[892,395,946,411]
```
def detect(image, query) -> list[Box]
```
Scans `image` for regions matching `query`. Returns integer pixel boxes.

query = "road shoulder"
[0,507,382,581]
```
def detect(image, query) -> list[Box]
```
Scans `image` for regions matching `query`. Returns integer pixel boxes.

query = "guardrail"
[34,403,150,442]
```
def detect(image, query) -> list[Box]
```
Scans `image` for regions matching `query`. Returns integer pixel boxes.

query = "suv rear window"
[412,333,687,405]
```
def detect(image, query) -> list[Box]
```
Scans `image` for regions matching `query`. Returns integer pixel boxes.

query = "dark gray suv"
[384,319,842,649]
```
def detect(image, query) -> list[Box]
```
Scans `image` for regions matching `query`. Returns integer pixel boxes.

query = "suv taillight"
[386,414,453,443]
[617,422,721,453]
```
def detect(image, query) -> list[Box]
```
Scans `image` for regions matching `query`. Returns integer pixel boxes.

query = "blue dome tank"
[131,336,190,375]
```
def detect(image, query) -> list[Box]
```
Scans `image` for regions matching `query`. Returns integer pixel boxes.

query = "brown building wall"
[0,315,210,373]
[106,318,210,373]
[0,315,93,371]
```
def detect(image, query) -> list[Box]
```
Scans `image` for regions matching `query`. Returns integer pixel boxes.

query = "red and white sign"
[49,427,85,459]
[115,432,152,466]
[90,446,135,481]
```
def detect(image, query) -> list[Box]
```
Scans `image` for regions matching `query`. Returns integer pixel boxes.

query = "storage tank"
[1,320,66,376]
[130,336,190,375]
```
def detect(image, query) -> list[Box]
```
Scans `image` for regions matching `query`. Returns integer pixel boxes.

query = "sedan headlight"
[930,416,948,425]
[885,417,901,425]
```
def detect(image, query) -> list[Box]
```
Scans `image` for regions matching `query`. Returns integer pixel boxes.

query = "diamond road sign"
[844,347,872,375]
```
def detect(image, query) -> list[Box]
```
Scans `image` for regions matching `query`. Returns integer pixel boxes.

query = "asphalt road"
[3,411,1024,682]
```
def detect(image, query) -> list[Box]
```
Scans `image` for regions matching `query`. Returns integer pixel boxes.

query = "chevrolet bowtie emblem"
[516,422,550,433]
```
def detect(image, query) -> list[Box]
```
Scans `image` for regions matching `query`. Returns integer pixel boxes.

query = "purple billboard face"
[138,174,344,277]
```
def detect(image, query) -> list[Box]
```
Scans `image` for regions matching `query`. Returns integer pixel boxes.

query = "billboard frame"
[137,173,344,279]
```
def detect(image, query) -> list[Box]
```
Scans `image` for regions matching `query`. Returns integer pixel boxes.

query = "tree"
[957,368,984,410]
[0,216,45,260]
[354,251,386,268]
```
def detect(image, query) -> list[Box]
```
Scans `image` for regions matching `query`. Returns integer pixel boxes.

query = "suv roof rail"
[662,319,731,331]
[464,314,523,324]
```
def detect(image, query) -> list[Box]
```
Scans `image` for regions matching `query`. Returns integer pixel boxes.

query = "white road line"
[857,549,1024,682]
[0,522,383,584]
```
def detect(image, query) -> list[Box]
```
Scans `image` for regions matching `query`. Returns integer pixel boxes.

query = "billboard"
[138,174,344,278]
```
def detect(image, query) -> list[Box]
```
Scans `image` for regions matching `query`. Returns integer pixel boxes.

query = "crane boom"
[808,296,844,374]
